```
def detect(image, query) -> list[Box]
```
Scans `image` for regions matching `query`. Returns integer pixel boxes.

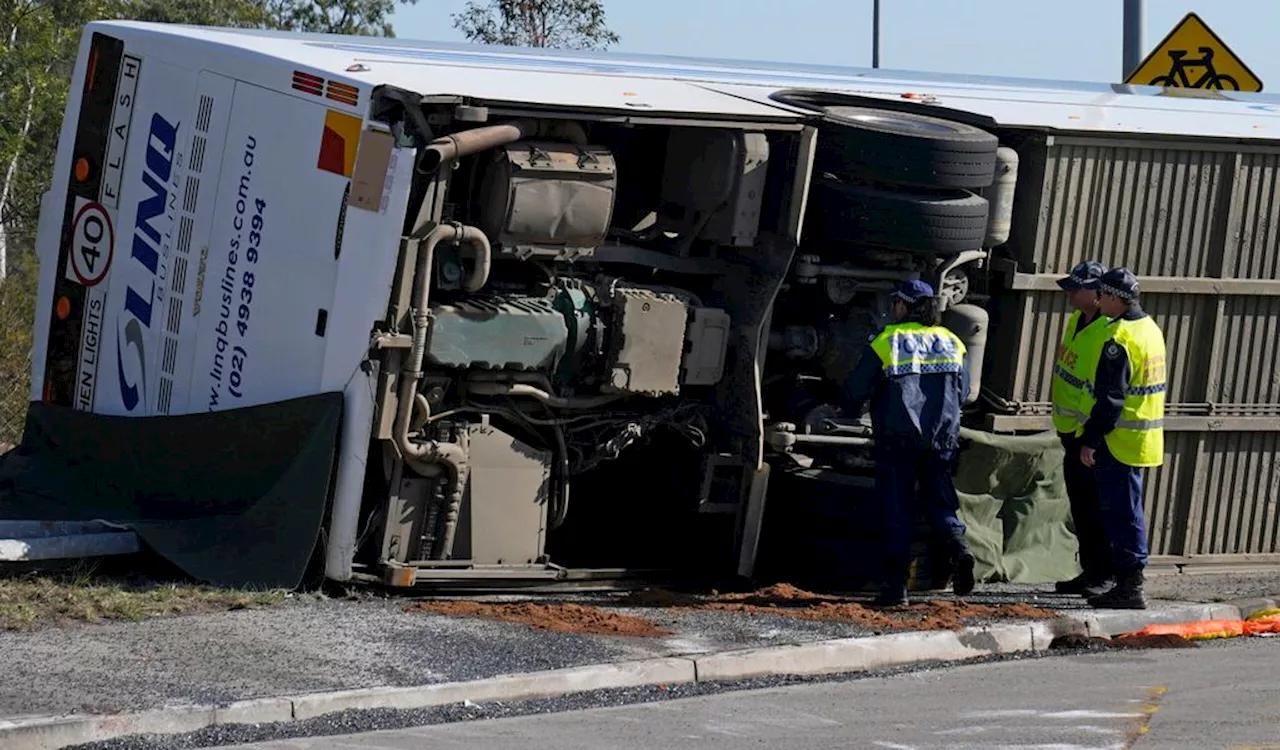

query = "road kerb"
[213,697,295,726]
[693,622,1036,683]
[1029,616,1088,649]
[1088,602,1243,637]
[0,705,217,750]
[1231,597,1278,619]
[0,595,1271,750]
[289,657,698,720]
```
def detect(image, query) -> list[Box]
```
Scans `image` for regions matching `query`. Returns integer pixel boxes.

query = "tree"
[122,0,417,37]
[267,0,418,37]
[1,0,113,282]
[122,0,277,28]
[453,0,619,50]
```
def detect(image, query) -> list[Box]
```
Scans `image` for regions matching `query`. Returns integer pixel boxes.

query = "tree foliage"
[267,0,417,37]
[122,0,416,36]
[453,0,619,50]
[123,0,275,28]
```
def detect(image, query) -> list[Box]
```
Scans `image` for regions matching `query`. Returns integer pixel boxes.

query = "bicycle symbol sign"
[1124,12,1263,93]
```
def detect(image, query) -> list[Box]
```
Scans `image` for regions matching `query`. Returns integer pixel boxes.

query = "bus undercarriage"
[341,87,1018,591]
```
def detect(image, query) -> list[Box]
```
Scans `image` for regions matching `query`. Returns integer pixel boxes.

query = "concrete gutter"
[4,596,1275,750]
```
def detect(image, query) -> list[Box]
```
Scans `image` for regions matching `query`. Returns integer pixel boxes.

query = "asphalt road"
[219,637,1280,750]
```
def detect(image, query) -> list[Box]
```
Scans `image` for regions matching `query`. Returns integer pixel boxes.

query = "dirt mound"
[1049,632,1198,651]
[412,584,1061,638]
[407,600,672,638]
[694,591,1057,632]
[1048,633,1110,651]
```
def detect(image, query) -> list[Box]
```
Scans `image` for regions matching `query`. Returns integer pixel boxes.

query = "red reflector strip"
[325,81,360,106]
[292,70,324,95]
[85,48,99,93]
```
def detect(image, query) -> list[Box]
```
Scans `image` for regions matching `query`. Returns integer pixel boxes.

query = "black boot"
[1087,569,1146,610]
[1081,577,1114,598]
[951,550,976,597]
[1054,572,1088,594]
[946,535,976,597]
[1055,573,1113,598]
[874,584,908,607]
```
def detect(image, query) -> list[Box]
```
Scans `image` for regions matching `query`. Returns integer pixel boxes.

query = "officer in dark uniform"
[1079,267,1167,610]
[1050,261,1115,598]
[841,279,975,607]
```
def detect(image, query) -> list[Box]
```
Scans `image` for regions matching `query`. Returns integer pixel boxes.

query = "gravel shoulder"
[0,571,1273,722]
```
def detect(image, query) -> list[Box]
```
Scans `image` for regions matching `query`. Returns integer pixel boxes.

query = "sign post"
[1124,12,1263,92]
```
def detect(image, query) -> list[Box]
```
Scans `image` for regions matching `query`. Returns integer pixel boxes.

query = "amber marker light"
[74,158,90,182]
[56,296,71,320]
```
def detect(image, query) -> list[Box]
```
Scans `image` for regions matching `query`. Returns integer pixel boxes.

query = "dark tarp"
[955,427,1080,584]
[755,427,1082,591]
[0,392,343,589]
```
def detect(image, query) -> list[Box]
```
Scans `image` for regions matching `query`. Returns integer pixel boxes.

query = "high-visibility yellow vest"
[1098,316,1167,467]
[1050,309,1112,435]
[869,322,967,376]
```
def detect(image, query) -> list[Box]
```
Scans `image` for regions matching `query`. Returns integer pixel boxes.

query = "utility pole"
[1122,0,1144,79]
[872,0,880,68]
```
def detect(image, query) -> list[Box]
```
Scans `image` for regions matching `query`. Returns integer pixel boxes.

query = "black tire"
[805,178,990,255]
[814,106,1000,189]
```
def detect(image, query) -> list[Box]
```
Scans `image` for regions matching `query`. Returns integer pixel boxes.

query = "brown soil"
[1050,632,1198,650]
[406,600,673,638]
[411,583,1060,638]
[635,584,1060,633]
[1111,633,1198,649]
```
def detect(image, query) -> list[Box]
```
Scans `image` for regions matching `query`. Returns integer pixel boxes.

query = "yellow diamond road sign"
[1125,12,1263,92]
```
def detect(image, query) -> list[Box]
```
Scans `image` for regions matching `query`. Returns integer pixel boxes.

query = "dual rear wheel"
[804,103,1001,255]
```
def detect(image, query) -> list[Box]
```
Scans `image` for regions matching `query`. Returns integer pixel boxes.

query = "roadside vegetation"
[0,562,293,630]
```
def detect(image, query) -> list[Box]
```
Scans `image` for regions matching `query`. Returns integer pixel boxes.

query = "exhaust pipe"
[417,118,590,174]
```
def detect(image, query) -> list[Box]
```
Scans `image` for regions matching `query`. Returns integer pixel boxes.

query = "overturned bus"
[10,21,1280,590]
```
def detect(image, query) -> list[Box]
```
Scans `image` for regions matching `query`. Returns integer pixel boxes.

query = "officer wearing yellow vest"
[1049,260,1115,599]
[841,279,976,607]
[1078,267,1166,610]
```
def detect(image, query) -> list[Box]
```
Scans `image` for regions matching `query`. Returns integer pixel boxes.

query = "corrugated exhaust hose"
[393,222,489,559]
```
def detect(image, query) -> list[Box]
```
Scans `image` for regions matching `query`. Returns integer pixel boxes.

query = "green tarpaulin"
[0,393,343,590]
[755,426,1084,591]
[956,427,1081,584]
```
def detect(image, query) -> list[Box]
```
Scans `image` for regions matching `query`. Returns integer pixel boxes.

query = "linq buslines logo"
[115,112,180,412]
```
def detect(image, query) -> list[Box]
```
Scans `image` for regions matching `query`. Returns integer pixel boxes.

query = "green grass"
[0,563,292,630]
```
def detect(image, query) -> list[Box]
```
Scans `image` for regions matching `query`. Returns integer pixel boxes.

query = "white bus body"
[30,21,1280,588]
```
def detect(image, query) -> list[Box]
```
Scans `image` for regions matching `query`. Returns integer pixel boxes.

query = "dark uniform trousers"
[1059,433,1114,581]
[874,441,967,586]
[1091,442,1150,574]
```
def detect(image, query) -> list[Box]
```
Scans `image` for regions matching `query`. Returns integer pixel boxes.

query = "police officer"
[1078,267,1166,610]
[1050,261,1115,598]
[841,279,975,607]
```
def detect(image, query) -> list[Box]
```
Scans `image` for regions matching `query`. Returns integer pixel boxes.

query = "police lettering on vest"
[1052,310,1113,436]
[870,323,967,376]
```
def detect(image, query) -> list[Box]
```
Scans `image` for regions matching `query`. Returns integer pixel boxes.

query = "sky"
[388,0,1280,88]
